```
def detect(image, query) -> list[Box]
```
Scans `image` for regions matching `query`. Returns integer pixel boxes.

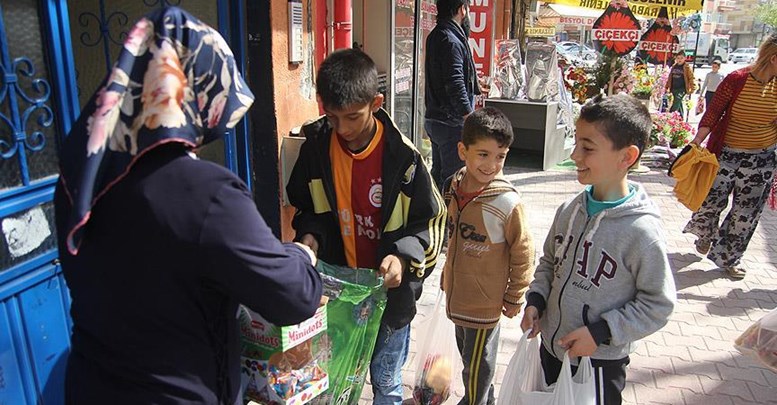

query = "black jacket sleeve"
[286,138,335,253]
[199,180,322,326]
[393,154,446,280]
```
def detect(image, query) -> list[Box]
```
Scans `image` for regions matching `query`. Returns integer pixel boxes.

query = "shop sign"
[468,0,495,77]
[526,27,556,37]
[559,16,596,26]
[591,2,641,56]
[544,0,701,18]
[638,40,680,53]
[592,28,640,41]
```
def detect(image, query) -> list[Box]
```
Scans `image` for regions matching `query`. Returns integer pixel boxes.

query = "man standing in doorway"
[425,0,480,190]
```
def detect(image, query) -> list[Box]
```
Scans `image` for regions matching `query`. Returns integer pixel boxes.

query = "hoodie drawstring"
[554,202,581,264]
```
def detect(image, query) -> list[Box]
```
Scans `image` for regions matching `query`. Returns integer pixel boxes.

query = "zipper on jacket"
[549,214,590,358]
[445,188,484,322]
[312,132,341,225]
[445,193,463,320]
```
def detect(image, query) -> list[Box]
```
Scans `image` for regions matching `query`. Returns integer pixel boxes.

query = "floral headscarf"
[59,7,254,254]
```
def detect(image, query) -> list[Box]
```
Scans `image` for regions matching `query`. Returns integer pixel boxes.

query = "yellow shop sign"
[526,27,556,37]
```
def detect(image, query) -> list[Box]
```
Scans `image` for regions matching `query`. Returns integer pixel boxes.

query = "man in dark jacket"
[424,0,480,190]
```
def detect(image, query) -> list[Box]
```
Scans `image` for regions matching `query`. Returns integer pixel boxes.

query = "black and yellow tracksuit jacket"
[286,108,446,330]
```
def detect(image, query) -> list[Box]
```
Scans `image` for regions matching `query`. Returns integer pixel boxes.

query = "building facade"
[0,1,520,403]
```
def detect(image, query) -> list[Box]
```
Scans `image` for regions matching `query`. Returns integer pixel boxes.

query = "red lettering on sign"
[468,1,493,76]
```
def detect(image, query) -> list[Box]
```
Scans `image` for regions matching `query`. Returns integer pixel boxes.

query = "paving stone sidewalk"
[360,160,777,404]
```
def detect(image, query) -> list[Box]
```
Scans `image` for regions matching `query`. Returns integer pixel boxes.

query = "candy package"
[239,306,329,404]
[242,337,329,404]
[734,308,777,371]
[311,261,387,405]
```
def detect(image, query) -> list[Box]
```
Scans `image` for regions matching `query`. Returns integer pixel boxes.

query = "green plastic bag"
[315,261,387,405]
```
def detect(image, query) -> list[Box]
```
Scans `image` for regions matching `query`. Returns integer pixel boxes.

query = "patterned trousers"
[684,146,776,268]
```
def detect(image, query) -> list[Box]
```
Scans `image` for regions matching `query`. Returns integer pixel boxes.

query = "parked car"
[557,41,598,61]
[729,48,757,64]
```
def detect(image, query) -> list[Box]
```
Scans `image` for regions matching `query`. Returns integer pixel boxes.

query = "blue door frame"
[0,1,250,403]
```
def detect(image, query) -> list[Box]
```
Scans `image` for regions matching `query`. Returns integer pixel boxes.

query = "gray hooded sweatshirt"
[527,182,676,362]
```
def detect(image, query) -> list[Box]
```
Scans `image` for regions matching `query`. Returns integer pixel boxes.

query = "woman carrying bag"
[685,33,777,280]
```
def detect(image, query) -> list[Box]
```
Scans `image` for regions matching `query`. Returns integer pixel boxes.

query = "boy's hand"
[520,306,541,338]
[299,233,319,255]
[379,254,405,288]
[502,304,520,318]
[293,242,317,267]
[558,326,597,358]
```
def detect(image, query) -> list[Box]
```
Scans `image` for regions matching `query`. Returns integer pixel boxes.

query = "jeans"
[424,119,464,191]
[370,323,411,405]
[704,90,715,106]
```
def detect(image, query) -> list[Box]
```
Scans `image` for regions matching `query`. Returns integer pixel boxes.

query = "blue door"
[0,0,247,403]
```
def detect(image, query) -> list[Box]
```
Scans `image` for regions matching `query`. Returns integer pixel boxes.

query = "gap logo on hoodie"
[572,240,618,290]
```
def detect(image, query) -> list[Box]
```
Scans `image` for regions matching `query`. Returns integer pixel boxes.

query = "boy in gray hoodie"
[521,94,676,405]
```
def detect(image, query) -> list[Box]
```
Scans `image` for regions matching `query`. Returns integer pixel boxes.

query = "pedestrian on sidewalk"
[699,60,725,108]
[684,33,777,280]
[54,8,323,404]
[521,94,676,405]
[440,107,535,405]
[286,49,446,405]
[424,0,480,191]
[666,51,695,119]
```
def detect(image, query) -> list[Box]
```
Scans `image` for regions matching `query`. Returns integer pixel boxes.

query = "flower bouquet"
[650,111,695,149]
[631,64,655,100]
[563,66,594,103]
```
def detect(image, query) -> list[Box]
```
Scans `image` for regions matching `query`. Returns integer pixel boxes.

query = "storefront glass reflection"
[393,0,415,138]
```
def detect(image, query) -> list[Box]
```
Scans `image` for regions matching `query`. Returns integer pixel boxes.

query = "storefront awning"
[546,3,607,26]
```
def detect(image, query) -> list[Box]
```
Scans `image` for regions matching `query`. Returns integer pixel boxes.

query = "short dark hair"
[436,0,467,21]
[316,49,379,109]
[578,94,651,156]
[462,107,514,148]
[711,60,721,66]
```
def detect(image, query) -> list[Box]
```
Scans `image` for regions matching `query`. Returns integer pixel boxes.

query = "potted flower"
[649,111,695,149]
[631,64,654,101]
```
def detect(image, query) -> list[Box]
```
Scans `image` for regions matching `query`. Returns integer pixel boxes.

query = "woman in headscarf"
[54,7,322,404]
[685,33,777,280]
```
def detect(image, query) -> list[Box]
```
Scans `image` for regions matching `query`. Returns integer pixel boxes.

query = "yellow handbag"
[668,144,720,212]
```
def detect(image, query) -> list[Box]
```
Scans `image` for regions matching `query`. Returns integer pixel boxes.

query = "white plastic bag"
[413,292,458,405]
[497,329,545,405]
[735,308,777,371]
[497,330,596,405]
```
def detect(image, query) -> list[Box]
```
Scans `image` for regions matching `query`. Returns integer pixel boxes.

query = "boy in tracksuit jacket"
[441,108,535,405]
[286,49,446,405]
[521,94,676,405]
